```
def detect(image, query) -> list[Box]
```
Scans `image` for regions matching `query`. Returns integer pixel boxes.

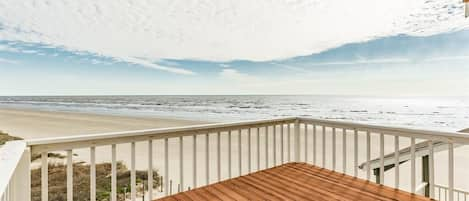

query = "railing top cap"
[26,116,297,146]
[25,116,469,148]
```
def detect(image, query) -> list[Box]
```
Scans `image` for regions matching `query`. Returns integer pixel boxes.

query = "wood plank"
[155,163,433,201]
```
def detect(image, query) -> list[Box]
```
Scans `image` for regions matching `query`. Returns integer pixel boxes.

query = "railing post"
[294,119,300,162]
[17,147,31,201]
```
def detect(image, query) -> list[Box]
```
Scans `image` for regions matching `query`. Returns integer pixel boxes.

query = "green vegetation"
[0,130,161,201]
[0,130,22,145]
[30,161,161,201]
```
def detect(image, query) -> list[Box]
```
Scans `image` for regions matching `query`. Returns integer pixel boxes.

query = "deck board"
[156,163,433,201]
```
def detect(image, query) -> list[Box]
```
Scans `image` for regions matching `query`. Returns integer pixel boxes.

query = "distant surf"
[0,95,468,131]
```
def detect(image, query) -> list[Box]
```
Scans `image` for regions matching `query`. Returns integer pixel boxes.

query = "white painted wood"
[366,131,371,180]
[238,129,242,176]
[15,147,31,201]
[354,129,358,177]
[294,119,300,162]
[379,133,384,184]
[248,128,252,173]
[27,117,469,154]
[111,145,116,201]
[15,117,469,201]
[28,117,298,154]
[322,126,326,168]
[342,128,346,173]
[273,125,277,165]
[287,123,291,162]
[449,143,454,201]
[299,117,467,143]
[332,127,336,171]
[228,130,232,178]
[148,140,153,200]
[265,126,269,168]
[281,124,284,164]
[130,142,136,201]
[193,135,197,188]
[394,136,399,189]
[257,127,260,170]
[90,147,96,201]
[67,150,73,201]
[179,136,184,189]
[164,138,169,196]
[313,125,317,165]
[217,132,221,182]
[41,152,48,201]
[206,133,209,185]
[411,137,416,194]
[0,141,30,201]
[305,124,308,162]
[429,140,435,199]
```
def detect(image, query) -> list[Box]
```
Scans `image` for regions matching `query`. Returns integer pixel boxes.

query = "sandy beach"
[1,107,468,198]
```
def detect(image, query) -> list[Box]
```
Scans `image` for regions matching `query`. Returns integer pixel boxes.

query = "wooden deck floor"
[157,163,433,201]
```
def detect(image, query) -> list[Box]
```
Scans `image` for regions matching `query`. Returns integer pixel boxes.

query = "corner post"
[294,118,300,162]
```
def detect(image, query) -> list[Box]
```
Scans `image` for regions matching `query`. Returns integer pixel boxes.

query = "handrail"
[298,117,469,143]
[27,117,297,153]
[4,116,467,201]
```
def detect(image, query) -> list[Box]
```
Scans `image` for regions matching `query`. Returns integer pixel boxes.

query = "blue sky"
[1,29,468,96]
[0,0,468,96]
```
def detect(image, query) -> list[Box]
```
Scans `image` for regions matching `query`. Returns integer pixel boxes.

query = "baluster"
[238,129,242,176]
[193,135,197,188]
[379,133,384,184]
[130,143,136,201]
[342,128,346,173]
[248,128,252,173]
[67,150,73,201]
[148,140,153,199]
[354,129,358,177]
[305,124,308,162]
[394,136,400,189]
[111,145,116,201]
[280,123,285,164]
[257,127,260,170]
[217,132,221,182]
[164,138,169,196]
[180,136,184,189]
[41,152,48,201]
[265,126,269,168]
[366,131,371,180]
[294,120,300,162]
[313,125,317,165]
[332,128,336,171]
[206,133,210,185]
[273,125,277,166]
[411,137,416,194]
[429,140,435,199]
[322,126,326,168]
[287,123,291,162]
[449,142,454,201]
[228,131,232,178]
[90,147,96,201]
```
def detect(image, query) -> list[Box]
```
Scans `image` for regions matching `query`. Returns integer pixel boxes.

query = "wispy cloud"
[0,57,18,64]
[0,0,467,74]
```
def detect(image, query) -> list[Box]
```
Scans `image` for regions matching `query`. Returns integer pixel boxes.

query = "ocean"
[0,95,468,132]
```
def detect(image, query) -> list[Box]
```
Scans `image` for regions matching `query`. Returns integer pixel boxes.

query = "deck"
[157,163,433,201]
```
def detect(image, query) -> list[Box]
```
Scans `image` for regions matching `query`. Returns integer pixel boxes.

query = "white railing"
[0,141,31,201]
[1,117,469,201]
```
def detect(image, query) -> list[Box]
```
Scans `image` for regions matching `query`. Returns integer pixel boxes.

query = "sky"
[0,0,468,96]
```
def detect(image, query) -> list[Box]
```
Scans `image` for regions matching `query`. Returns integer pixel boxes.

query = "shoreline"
[0,107,206,140]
